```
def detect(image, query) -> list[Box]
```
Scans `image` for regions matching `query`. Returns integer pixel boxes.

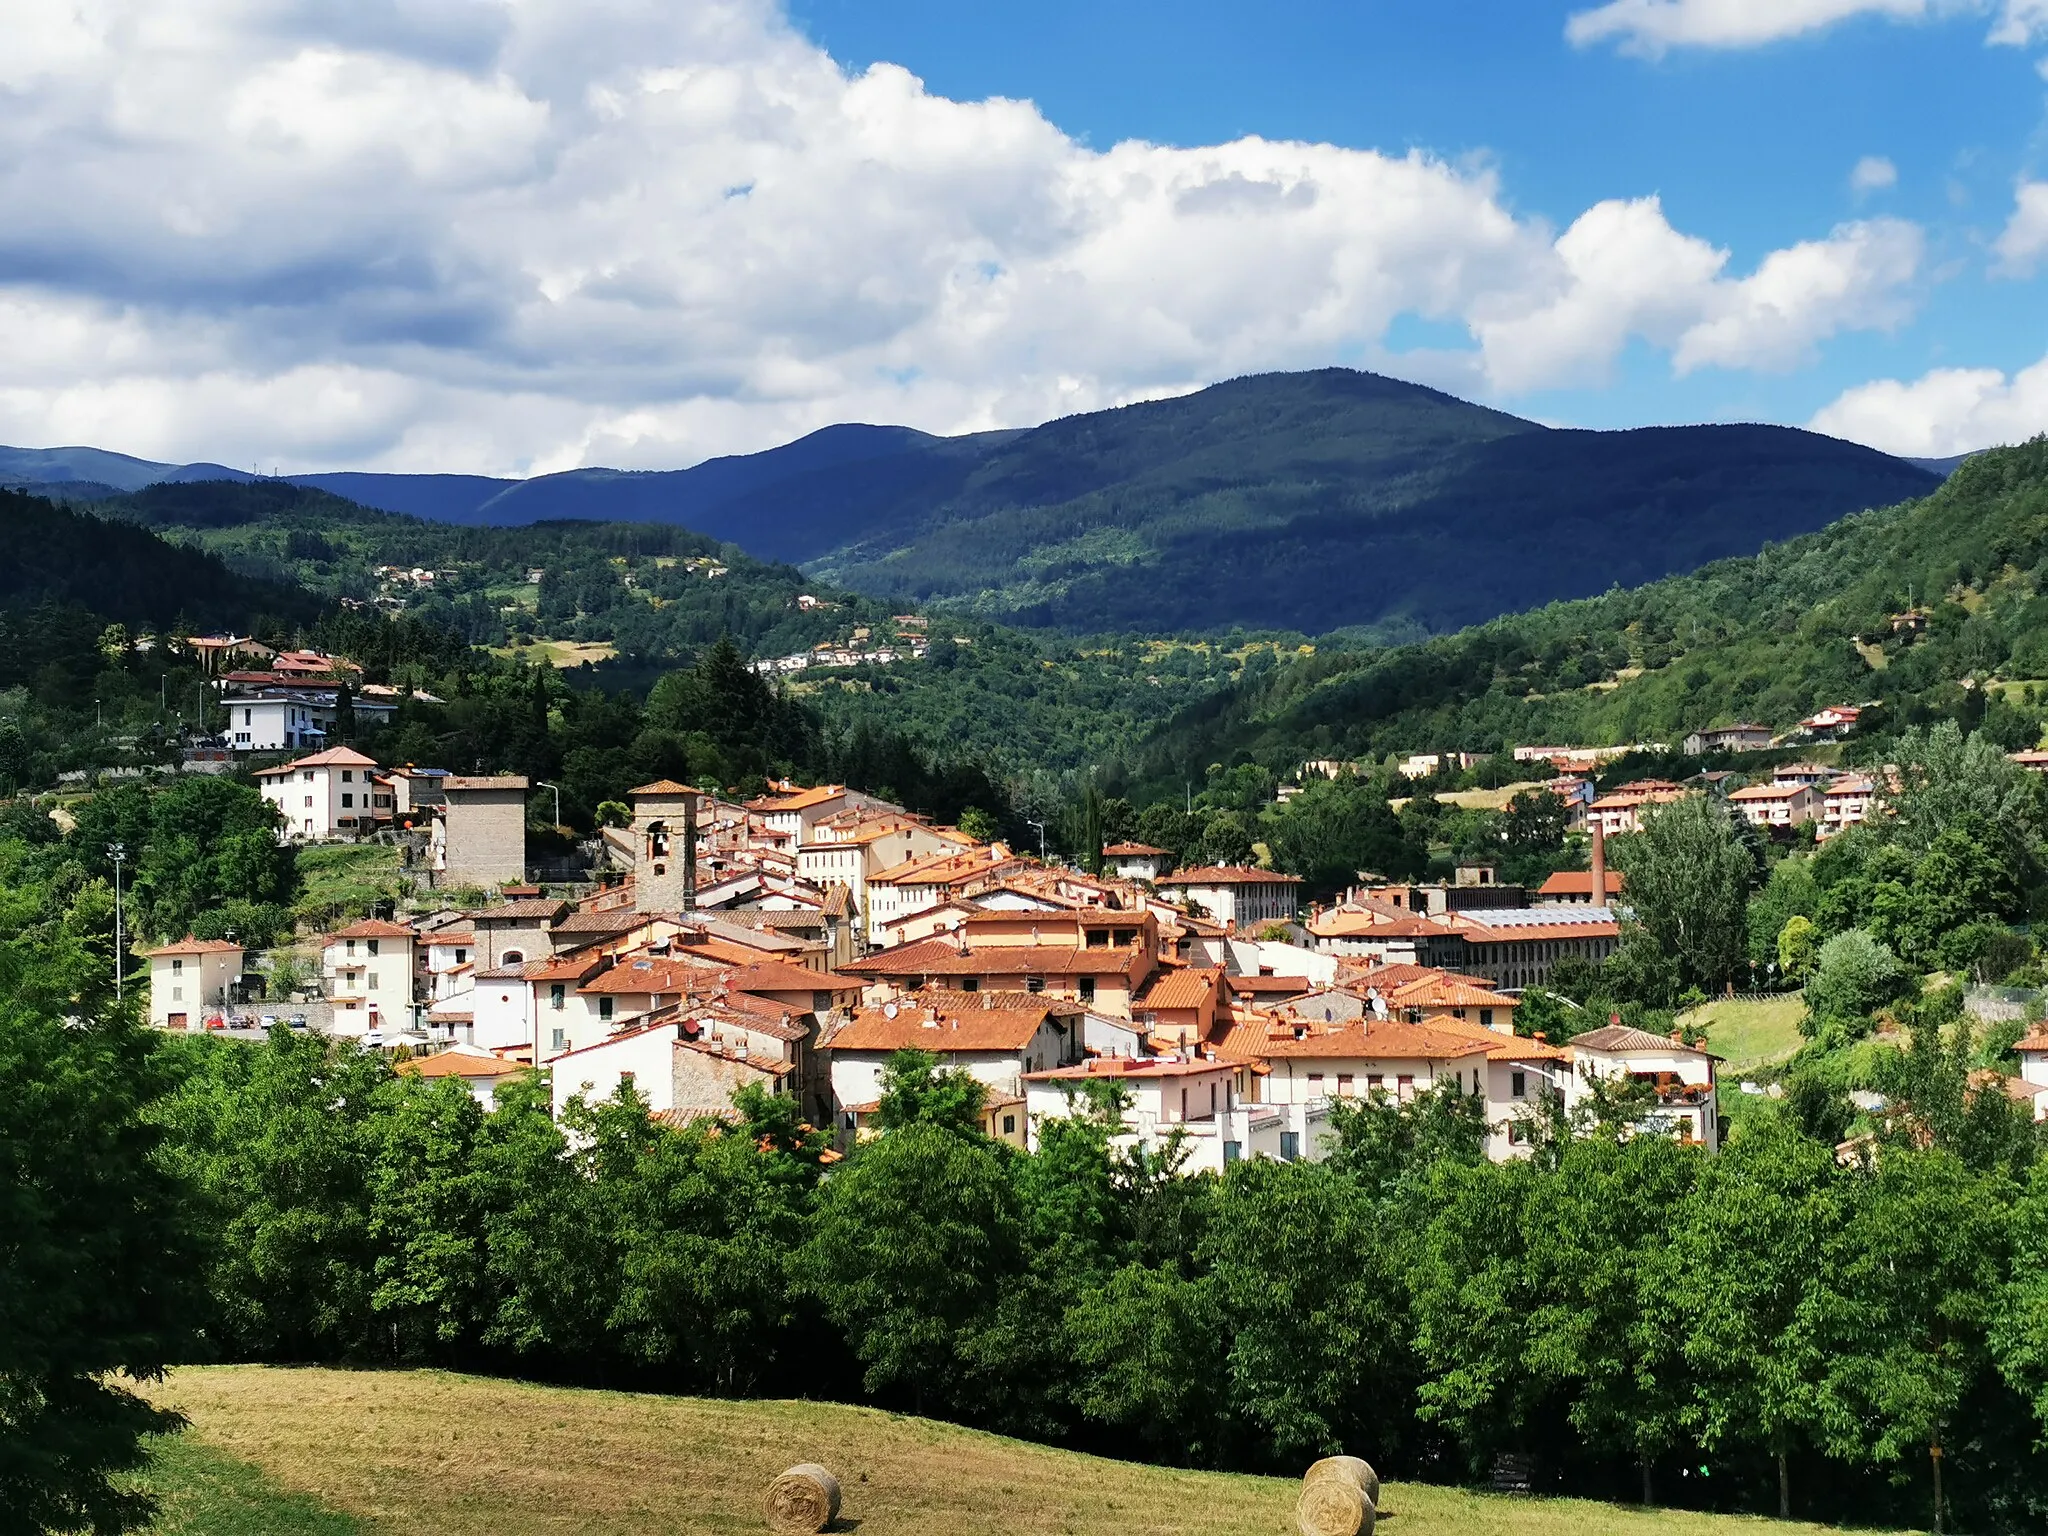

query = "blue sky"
[1,0,2046,471]
[793,0,2048,438]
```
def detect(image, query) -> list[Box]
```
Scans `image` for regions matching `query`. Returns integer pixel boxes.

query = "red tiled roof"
[252,745,380,776]
[1453,921,1620,945]
[580,956,716,994]
[1103,842,1172,857]
[826,997,1069,1054]
[630,779,695,796]
[1158,865,1303,886]
[1570,1024,1707,1054]
[1026,1056,1234,1082]
[843,939,1145,979]
[399,1052,527,1080]
[145,936,244,957]
[1536,870,1624,898]
[1137,967,1223,1010]
[328,919,416,940]
[1261,1020,1493,1061]
[726,960,862,996]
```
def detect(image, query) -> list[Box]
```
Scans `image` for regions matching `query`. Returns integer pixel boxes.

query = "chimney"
[1589,818,1607,906]
[682,791,699,915]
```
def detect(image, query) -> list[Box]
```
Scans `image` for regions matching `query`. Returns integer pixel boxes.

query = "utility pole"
[538,780,562,829]
[109,842,126,1004]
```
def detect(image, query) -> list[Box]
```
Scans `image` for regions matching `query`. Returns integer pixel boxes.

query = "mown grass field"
[144,1366,1885,1536]
[1684,995,1808,1075]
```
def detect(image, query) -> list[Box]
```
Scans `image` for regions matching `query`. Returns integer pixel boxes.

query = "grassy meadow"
[144,1366,1894,1536]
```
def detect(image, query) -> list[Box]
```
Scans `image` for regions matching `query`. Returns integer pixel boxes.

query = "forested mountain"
[1,369,1939,638]
[1128,439,2048,791]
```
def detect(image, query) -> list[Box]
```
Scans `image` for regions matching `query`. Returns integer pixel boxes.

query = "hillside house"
[822,995,1084,1139]
[255,746,384,840]
[145,937,245,1029]
[1023,1055,1267,1168]
[1585,781,1689,836]
[432,775,529,889]
[1103,842,1176,881]
[862,844,1031,944]
[1727,781,1819,830]
[397,1046,528,1108]
[546,1008,802,1126]
[1567,1024,1720,1148]
[1155,865,1302,929]
[323,919,418,1040]
[1681,723,1774,755]
[1820,775,1878,838]
[2017,1030,2048,1120]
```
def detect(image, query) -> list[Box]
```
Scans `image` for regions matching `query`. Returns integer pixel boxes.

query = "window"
[1511,1070,1526,1099]
[1367,1073,1383,1090]
[243,709,252,726]
[454,948,467,964]
[550,984,566,1011]
[1397,1073,1415,1103]
[1078,976,1095,1003]
[302,770,313,783]
[960,977,979,992]
[1307,1072,1325,1094]
[1480,1008,1494,1029]
[1280,1130,1301,1160]
[1025,976,1045,994]
[551,1027,566,1051]
[1002,1114,1016,1135]
[367,973,379,990]
[812,991,832,1012]
[346,939,357,957]
[598,996,613,1021]
[502,950,524,965]
[304,796,313,808]
[342,770,354,783]
[171,958,184,975]
[171,986,183,1002]
[341,793,353,808]
[1337,1073,1354,1096]
[366,939,379,957]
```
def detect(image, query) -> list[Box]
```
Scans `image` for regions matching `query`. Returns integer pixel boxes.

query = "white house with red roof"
[1102,842,1176,882]
[820,994,1084,1137]
[1567,1024,1721,1149]
[255,746,383,841]
[144,937,245,1029]
[322,918,418,1040]
[1023,1054,1270,1170]
[1727,781,1820,830]
[2016,1029,2048,1121]
[1155,865,1303,929]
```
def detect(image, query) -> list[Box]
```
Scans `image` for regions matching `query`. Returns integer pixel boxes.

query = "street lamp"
[109,842,126,1004]
[1024,818,1047,861]
[538,780,563,829]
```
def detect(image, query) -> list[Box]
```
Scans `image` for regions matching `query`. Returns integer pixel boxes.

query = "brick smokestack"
[682,790,698,915]
[1590,818,1607,908]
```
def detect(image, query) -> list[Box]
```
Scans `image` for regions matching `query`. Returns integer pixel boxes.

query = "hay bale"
[1298,1456,1378,1536]
[764,1464,842,1534]
[1304,1455,1379,1509]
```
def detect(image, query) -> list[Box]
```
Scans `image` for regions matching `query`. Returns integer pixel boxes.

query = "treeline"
[1132,439,2048,794]
[128,1024,2048,1532]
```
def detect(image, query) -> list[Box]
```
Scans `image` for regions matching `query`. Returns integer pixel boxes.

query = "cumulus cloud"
[1810,356,2048,454]
[1851,155,1899,192]
[1993,181,2048,275]
[1566,0,2044,54]
[0,0,1929,472]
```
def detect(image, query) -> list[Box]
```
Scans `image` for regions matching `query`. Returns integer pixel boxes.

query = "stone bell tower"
[628,780,698,915]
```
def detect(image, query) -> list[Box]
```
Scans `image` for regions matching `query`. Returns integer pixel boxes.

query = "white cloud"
[1566,0,2046,53]
[1993,180,2048,275]
[1810,356,2048,454]
[1851,155,1899,192]
[0,0,1929,473]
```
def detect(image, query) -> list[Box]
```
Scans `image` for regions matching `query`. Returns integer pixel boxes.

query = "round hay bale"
[765,1464,842,1534]
[1296,1474,1372,1536]
[1304,1455,1380,1509]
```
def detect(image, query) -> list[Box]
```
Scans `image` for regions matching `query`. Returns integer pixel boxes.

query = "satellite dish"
[883,1002,898,1019]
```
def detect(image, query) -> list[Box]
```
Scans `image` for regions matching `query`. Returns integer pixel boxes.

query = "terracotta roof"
[1453,921,1620,945]
[1137,967,1223,1011]
[1262,1021,1493,1061]
[1103,842,1172,857]
[551,910,651,935]
[473,899,570,922]
[1159,865,1304,886]
[263,745,379,773]
[2014,1032,2048,1053]
[843,939,1145,979]
[1536,871,1625,898]
[1387,976,1519,1010]
[146,936,245,957]
[328,918,415,940]
[750,784,847,813]
[826,997,1071,1054]
[1728,783,1808,802]
[725,960,862,996]
[1353,963,1493,993]
[425,930,476,946]
[1026,1056,1234,1082]
[526,955,602,982]
[1227,974,1314,996]
[629,779,695,796]
[1570,1024,1706,1054]
[443,775,529,791]
[399,1052,527,1080]
[580,956,717,995]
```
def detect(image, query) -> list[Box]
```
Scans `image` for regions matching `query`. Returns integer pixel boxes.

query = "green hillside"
[145,1366,1879,1536]
[1134,438,2048,786]
[797,371,1934,636]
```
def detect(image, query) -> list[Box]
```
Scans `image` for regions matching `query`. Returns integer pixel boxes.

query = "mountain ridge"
[0,368,1946,637]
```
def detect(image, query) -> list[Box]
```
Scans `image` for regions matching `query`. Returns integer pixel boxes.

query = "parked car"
[288,1014,309,1029]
